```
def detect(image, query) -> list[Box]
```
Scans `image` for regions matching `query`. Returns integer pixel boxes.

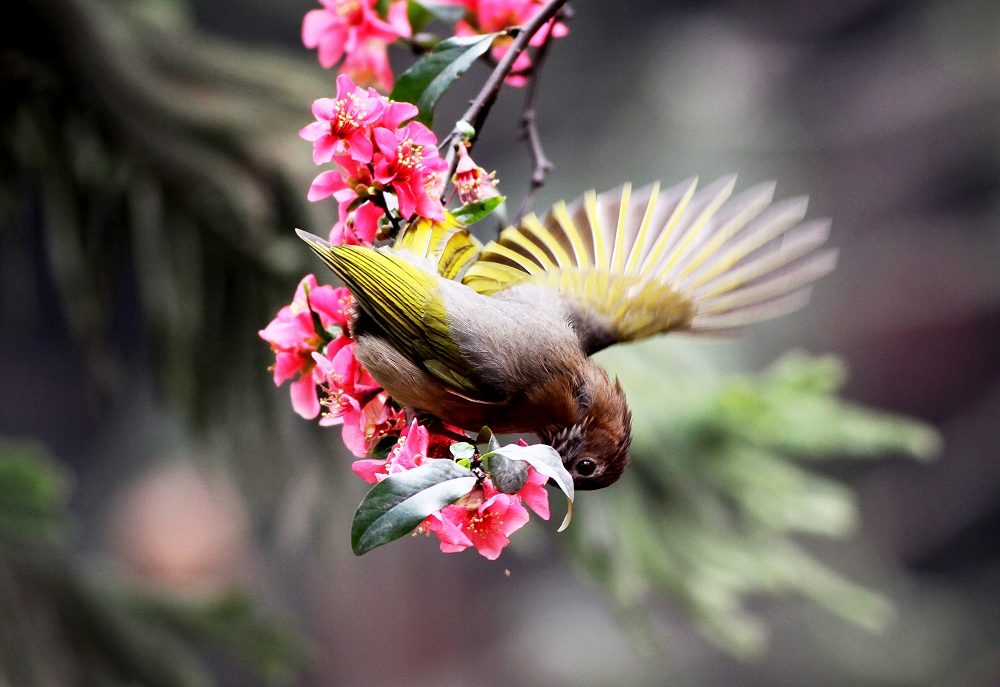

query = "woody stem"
[440,0,571,194]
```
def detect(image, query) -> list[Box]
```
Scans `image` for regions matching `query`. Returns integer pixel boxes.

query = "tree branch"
[513,12,561,224]
[439,0,571,190]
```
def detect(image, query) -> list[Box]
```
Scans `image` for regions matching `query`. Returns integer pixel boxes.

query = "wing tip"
[295,228,331,249]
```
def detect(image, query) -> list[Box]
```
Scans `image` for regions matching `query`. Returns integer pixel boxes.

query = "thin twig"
[513,13,561,225]
[439,0,571,194]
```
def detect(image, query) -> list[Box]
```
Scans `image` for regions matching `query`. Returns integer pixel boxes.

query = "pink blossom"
[517,466,550,520]
[425,478,531,560]
[314,339,385,453]
[345,392,403,456]
[329,200,385,246]
[299,75,386,164]
[511,438,550,519]
[373,123,448,220]
[342,38,395,93]
[352,418,437,482]
[302,0,411,71]
[307,154,375,203]
[421,509,474,550]
[453,143,499,204]
[259,276,352,418]
[377,100,420,130]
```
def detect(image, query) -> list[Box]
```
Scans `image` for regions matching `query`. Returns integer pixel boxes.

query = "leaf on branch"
[449,442,475,460]
[481,442,574,531]
[451,196,505,226]
[390,33,501,126]
[351,460,477,555]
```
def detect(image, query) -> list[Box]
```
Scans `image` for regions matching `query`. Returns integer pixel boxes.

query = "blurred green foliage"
[0,440,71,542]
[0,439,308,687]
[570,343,939,655]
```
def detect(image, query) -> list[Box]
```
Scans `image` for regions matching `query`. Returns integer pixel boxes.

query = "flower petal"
[290,374,321,419]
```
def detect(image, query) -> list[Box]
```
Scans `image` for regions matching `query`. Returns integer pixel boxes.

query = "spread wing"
[295,231,480,394]
[461,176,836,354]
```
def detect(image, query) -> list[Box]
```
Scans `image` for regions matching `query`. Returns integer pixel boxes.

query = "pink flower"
[302,0,411,71]
[299,75,386,164]
[307,154,375,203]
[373,123,448,220]
[329,200,385,246]
[314,338,385,453]
[421,462,548,560]
[352,418,438,482]
[347,392,404,456]
[342,38,395,93]
[377,100,419,130]
[453,143,499,204]
[517,466,550,520]
[259,276,352,419]
[425,478,531,560]
[421,509,474,550]
[511,438,550,519]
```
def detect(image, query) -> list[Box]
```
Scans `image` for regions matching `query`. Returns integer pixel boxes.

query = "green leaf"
[449,442,475,460]
[485,451,530,494]
[408,1,465,32]
[351,460,477,555]
[482,443,574,531]
[408,1,436,33]
[451,196,505,226]
[390,33,501,126]
[454,120,476,139]
[474,426,494,445]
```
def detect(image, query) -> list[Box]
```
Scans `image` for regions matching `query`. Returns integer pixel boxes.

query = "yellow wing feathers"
[462,177,835,338]
[394,213,483,281]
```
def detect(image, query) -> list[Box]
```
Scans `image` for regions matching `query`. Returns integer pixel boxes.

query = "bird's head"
[541,363,632,490]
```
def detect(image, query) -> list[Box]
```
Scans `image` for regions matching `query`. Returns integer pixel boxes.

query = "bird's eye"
[575,459,597,476]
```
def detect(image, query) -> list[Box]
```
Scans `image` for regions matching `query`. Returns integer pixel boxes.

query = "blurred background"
[2,0,1000,685]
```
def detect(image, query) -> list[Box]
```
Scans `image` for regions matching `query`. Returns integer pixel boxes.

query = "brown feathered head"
[542,362,632,490]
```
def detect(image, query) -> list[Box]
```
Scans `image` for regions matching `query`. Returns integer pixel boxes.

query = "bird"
[296,175,836,490]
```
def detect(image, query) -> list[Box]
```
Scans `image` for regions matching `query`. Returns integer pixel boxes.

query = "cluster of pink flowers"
[301,75,448,245]
[258,274,404,455]
[302,0,568,91]
[354,421,550,559]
